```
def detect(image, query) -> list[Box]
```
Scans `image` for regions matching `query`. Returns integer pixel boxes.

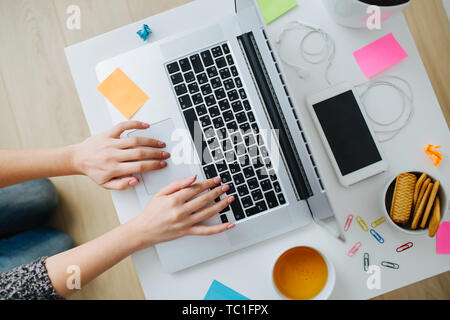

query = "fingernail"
[221,184,230,192]
[158,141,166,147]
[129,178,139,186]
[162,152,171,159]
[227,223,235,230]
[214,177,222,184]
[160,161,167,168]
[142,122,150,128]
[228,196,235,203]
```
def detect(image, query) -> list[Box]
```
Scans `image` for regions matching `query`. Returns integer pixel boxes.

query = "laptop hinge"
[235,0,254,14]
[237,31,313,200]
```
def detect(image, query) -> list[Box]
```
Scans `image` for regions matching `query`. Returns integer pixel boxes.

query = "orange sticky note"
[97,68,149,119]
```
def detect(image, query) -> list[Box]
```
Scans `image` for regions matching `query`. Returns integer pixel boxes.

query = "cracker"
[428,196,441,237]
[411,182,433,229]
[389,173,417,224]
[415,177,431,208]
[413,173,427,206]
[420,180,440,229]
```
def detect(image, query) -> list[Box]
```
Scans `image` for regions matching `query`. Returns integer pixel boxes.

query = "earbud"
[296,68,310,79]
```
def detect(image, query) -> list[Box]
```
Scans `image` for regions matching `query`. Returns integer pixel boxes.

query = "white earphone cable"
[276,21,336,85]
[276,21,414,143]
[356,75,414,142]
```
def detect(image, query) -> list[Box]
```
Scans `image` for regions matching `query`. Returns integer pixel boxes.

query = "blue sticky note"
[137,24,152,41]
[204,280,249,300]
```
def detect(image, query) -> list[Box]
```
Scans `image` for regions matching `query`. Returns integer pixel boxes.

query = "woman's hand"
[72,121,170,190]
[128,175,235,249]
[46,176,235,298]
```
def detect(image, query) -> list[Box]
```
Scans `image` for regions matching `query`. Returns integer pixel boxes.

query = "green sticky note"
[257,0,297,24]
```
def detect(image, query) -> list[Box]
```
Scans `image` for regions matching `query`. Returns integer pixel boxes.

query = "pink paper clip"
[344,214,354,232]
[396,242,413,253]
[348,241,362,257]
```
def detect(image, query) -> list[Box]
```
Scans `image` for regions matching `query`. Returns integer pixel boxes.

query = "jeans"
[0,179,74,273]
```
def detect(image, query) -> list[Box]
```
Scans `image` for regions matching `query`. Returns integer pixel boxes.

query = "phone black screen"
[313,90,382,176]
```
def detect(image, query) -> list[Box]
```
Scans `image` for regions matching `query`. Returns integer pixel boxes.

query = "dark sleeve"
[0,257,63,300]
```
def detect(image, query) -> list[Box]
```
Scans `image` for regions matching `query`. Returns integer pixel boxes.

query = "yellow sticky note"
[97,68,149,119]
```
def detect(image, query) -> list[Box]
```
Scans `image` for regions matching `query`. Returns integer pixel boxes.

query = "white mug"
[272,246,336,300]
[321,0,412,29]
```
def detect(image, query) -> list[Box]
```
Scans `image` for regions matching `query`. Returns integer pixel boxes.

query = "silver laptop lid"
[235,0,255,14]
[233,0,346,241]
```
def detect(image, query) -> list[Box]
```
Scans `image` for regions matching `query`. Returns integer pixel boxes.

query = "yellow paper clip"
[370,217,386,228]
[356,216,369,232]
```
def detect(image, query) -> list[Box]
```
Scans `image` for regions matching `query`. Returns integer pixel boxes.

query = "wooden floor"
[0,0,448,300]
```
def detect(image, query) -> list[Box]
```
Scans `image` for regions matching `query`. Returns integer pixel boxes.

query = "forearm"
[0,146,78,188]
[45,221,144,298]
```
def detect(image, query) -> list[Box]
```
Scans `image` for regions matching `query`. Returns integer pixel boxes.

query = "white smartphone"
[306,82,388,187]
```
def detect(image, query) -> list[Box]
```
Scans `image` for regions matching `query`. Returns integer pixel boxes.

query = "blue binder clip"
[137,24,152,41]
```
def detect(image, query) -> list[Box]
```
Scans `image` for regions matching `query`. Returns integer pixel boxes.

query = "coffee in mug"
[273,246,329,300]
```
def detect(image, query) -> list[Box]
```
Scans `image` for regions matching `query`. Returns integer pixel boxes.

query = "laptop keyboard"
[166,42,287,223]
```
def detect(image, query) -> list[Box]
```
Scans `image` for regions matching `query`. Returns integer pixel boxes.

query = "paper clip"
[370,217,385,228]
[348,241,362,257]
[363,253,370,272]
[396,242,413,253]
[381,261,399,269]
[137,24,152,41]
[356,216,369,232]
[369,229,384,244]
[344,214,353,232]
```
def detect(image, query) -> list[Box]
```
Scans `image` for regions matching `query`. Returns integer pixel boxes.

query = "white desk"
[66,0,450,299]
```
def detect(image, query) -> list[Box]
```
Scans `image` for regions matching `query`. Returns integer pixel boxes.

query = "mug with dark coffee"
[322,0,411,28]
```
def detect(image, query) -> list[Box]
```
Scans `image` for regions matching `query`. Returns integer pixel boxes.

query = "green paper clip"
[381,261,399,269]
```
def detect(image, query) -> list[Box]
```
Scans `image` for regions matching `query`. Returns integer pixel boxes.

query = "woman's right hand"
[128,175,235,250]
[72,121,170,191]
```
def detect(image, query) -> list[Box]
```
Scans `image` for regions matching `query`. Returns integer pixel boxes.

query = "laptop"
[96,0,339,272]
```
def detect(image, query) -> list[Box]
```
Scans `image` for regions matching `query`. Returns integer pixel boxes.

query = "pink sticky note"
[436,222,450,254]
[353,33,408,78]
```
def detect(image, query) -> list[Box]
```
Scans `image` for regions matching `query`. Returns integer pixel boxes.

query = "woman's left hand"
[72,121,170,190]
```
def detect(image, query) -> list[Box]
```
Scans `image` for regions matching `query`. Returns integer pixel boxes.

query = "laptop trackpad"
[127,118,194,196]
[226,210,293,246]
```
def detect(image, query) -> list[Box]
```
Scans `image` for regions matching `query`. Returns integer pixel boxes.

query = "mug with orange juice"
[272,246,336,300]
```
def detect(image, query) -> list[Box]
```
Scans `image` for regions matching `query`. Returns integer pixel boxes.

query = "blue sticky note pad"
[204,280,249,300]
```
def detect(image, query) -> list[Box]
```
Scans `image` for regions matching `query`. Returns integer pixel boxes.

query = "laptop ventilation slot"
[261,30,325,192]
[237,31,313,200]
